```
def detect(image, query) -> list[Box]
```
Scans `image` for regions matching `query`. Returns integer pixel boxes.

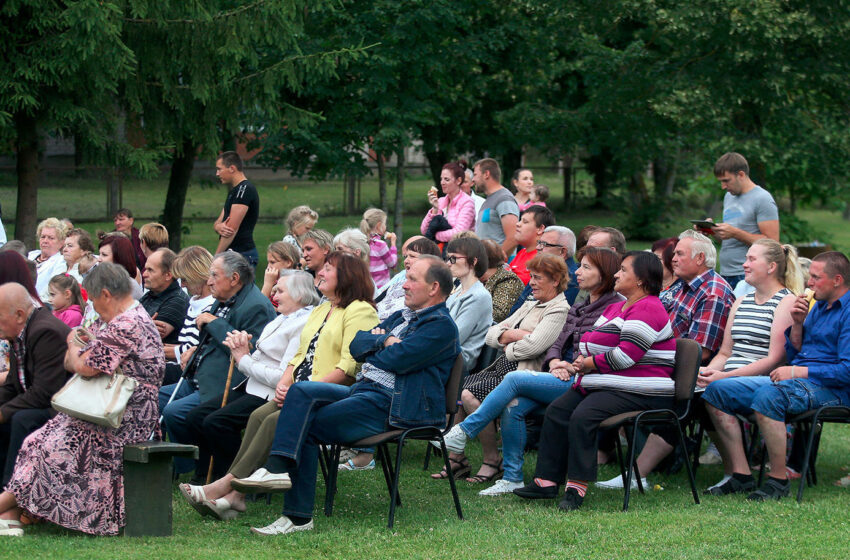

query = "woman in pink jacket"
[421,161,476,243]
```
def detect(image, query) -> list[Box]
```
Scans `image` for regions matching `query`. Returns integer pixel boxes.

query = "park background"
[2,1,850,557]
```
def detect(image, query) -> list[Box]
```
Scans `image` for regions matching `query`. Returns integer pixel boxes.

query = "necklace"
[622,294,648,310]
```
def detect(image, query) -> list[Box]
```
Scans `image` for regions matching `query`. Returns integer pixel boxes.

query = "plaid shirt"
[669,269,734,355]
[358,307,420,389]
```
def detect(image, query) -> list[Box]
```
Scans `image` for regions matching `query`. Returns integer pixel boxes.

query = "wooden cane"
[206,355,236,484]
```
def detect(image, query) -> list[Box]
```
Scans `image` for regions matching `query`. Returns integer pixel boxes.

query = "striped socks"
[566,480,588,497]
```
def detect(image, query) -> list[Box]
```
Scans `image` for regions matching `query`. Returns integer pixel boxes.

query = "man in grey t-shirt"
[473,158,520,256]
[708,152,779,287]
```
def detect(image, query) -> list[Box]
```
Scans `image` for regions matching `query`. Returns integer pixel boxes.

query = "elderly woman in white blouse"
[27,217,68,301]
[180,270,319,516]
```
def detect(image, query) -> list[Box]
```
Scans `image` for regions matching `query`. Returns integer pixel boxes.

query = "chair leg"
[323,444,342,517]
[440,438,464,521]
[423,444,433,470]
[318,445,329,485]
[674,421,700,505]
[797,416,822,503]
[622,423,639,511]
[614,431,626,484]
[377,444,401,507]
[388,438,406,529]
[691,422,705,478]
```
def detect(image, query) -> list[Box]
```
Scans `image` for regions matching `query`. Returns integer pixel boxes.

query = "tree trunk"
[561,154,573,209]
[502,148,523,193]
[162,139,197,251]
[843,201,850,221]
[345,173,357,214]
[14,111,41,248]
[393,148,405,241]
[424,148,448,190]
[586,150,612,208]
[106,168,123,219]
[376,153,388,212]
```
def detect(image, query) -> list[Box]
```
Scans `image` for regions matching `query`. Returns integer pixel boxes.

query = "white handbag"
[51,328,138,428]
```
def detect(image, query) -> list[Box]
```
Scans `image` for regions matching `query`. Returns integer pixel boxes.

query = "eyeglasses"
[536,240,566,250]
[445,255,467,264]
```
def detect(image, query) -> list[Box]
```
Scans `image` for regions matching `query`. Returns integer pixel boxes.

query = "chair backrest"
[672,338,702,404]
[444,354,466,417]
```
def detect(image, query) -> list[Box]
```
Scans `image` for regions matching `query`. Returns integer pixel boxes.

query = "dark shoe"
[747,477,790,501]
[557,488,584,512]
[703,474,756,496]
[513,482,559,500]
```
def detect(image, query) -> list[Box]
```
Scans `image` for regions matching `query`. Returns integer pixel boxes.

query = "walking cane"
[206,355,236,484]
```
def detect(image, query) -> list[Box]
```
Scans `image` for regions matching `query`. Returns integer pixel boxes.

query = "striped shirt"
[577,297,676,395]
[368,234,397,289]
[724,288,790,371]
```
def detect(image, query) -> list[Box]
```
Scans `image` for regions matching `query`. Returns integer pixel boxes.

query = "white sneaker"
[595,474,647,490]
[251,516,313,536]
[478,479,525,496]
[0,519,23,537]
[434,425,469,454]
[231,468,292,493]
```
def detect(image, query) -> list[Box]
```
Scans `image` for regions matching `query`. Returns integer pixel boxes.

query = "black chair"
[598,338,703,511]
[783,406,850,502]
[322,354,466,528]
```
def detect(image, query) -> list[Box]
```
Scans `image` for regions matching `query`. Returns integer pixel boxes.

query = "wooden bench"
[123,441,198,537]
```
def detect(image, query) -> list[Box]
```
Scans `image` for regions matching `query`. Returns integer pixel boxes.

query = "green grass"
[8,424,850,559]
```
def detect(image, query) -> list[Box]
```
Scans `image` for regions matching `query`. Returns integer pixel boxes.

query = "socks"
[288,515,312,526]
[566,480,588,497]
[265,455,291,474]
[534,477,557,488]
[733,472,754,483]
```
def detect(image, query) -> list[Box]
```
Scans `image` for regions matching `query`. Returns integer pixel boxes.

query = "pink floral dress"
[5,304,164,535]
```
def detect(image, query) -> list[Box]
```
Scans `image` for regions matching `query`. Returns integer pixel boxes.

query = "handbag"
[51,328,138,428]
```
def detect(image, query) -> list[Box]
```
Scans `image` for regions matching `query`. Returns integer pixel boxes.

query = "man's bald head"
[0,283,35,340]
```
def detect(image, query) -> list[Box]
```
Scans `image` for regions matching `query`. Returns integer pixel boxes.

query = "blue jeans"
[159,381,201,473]
[721,274,745,290]
[751,378,849,422]
[702,376,772,416]
[235,247,259,268]
[460,371,572,482]
[268,380,393,519]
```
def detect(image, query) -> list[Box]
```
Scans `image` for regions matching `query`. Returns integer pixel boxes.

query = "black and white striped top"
[724,288,791,371]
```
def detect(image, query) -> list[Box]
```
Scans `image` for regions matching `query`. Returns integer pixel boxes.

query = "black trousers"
[0,408,55,486]
[184,389,267,480]
[534,388,672,484]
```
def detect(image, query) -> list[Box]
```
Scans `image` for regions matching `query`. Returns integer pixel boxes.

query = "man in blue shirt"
[746,251,850,500]
[230,256,460,535]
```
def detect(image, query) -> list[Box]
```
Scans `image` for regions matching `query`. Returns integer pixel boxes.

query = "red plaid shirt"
[668,269,734,355]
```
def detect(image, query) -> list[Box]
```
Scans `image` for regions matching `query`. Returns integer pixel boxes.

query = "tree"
[121,1,364,249]
[0,0,134,247]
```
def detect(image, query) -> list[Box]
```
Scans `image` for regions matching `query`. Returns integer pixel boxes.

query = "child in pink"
[48,273,84,328]
[361,208,397,289]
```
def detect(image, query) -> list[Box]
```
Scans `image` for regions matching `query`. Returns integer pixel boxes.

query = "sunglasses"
[445,255,468,264]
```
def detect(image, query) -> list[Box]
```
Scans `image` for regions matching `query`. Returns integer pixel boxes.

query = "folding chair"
[599,338,702,511]
[784,406,850,502]
[323,354,466,528]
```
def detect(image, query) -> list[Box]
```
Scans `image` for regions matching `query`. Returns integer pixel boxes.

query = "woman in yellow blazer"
[180,252,379,520]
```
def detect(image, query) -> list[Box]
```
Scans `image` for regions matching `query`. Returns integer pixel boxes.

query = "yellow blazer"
[288,299,379,382]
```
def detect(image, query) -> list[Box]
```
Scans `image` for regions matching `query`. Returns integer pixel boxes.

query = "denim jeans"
[159,381,200,473]
[702,376,773,416]
[267,380,393,519]
[751,378,849,421]
[459,371,572,482]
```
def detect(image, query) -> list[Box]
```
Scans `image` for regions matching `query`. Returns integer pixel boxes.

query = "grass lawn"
[7,423,850,559]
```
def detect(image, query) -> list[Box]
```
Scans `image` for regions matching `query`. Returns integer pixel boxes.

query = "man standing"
[140,248,189,345]
[231,256,460,535]
[0,283,70,488]
[473,158,520,257]
[113,208,146,270]
[159,252,275,478]
[709,152,779,287]
[213,151,260,267]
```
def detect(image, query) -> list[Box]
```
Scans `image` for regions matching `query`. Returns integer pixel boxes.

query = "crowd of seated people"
[2,154,850,540]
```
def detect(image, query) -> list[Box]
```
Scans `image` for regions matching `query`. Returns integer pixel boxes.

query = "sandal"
[834,474,850,488]
[466,461,504,484]
[431,457,471,480]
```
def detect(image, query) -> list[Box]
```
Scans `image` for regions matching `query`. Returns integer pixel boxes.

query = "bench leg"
[123,455,174,537]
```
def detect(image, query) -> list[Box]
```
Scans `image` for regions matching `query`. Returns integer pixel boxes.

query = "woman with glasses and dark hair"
[514,251,676,512]
[444,237,492,372]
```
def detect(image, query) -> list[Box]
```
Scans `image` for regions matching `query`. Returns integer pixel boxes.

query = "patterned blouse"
[483,266,525,323]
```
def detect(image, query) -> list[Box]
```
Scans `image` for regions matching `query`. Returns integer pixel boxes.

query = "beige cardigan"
[484,292,570,371]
